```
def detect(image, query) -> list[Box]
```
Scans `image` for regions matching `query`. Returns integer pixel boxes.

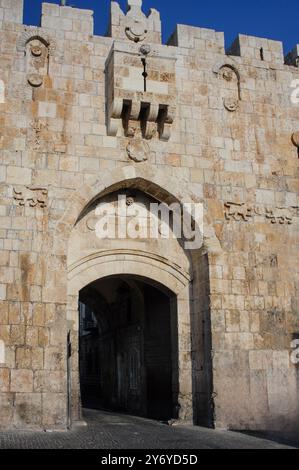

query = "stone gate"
[0,0,298,432]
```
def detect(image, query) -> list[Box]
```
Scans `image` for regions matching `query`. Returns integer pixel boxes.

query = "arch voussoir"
[54,164,221,253]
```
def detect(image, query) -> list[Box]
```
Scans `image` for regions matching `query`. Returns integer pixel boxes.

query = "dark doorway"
[79,275,179,421]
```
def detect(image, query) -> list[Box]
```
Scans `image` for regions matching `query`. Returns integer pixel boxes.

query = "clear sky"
[24,0,299,53]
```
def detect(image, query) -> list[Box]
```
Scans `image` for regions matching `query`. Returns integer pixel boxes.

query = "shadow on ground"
[0,409,297,449]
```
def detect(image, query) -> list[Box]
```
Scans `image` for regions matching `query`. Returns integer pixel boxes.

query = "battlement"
[227,34,284,65]
[109,0,161,44]
[41,2,94,35]
[0,0,298,68]
[168,24,225,54]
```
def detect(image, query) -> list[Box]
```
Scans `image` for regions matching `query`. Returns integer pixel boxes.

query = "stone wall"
[0,0,23,24]
[0,0,298,431]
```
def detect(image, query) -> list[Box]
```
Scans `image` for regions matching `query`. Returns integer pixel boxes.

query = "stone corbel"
[108,98,176,141]
[124,101,142,137]
[158,105,176,142]
[142,103,159,139]
[108,98,124,136]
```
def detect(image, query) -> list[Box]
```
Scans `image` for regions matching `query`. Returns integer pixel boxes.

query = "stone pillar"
[176,289,193,424]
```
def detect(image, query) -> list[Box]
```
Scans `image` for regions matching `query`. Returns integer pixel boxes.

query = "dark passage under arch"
[79,275,179,422]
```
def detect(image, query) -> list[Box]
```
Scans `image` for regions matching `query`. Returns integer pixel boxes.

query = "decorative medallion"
[27,73,43,88]
[139,44,151,56]
[25,38,49,89]
[223,98,239,112]
[126,139,149,162]
[125,0,148,43]
[220,67,234,82]
[125,23,148,43]
[126,196,135,206]
[86,216,98,231]
[218,64,240,112]
[30,45,43,57]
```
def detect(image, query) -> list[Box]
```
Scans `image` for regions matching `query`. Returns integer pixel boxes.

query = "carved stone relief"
[28,119,48,150]
[17,29,56,55]
[110,0,161,44]
[265,207,293,225]
[13,187,48,208]
[17,30,55,90]
[139,44,151,56]
[223,98,239,112]
[86,216,98,231]
[124,0,148,42]
[224,202,297,225]
[126,139,149,162]
[224,202,253,221]
[26,38,49,88]
[218,65,241,112]
[127,139,150,163]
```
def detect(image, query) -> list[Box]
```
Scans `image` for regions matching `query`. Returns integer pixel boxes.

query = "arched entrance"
[79,275,179,421]
[68,245,193,423]
[57,165,221,427]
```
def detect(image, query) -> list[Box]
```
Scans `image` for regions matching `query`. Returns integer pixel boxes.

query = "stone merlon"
[0,0,297,66]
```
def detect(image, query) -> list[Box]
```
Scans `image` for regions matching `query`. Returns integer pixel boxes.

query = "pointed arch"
[53,164,221,254]
[45,164,221,427]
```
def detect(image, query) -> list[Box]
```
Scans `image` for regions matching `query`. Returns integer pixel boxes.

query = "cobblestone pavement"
[0,409,297,449]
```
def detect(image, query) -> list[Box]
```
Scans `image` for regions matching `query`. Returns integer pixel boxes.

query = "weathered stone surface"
[0,393,14,429]
[13,393,42,427]
[34,370,66,393]
[10,370,33,393]
[42,393,67,428]
[0,368,10,392]
[0,0,297,433]
[44,347,66,371]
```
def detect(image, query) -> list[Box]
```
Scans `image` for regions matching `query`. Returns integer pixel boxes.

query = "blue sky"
[24,0,299,53]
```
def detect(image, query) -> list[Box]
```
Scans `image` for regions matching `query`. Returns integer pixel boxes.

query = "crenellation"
[227,34,285,65]
[41,3,94,36]
[110,0,161,44]
[168,24,225,54]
